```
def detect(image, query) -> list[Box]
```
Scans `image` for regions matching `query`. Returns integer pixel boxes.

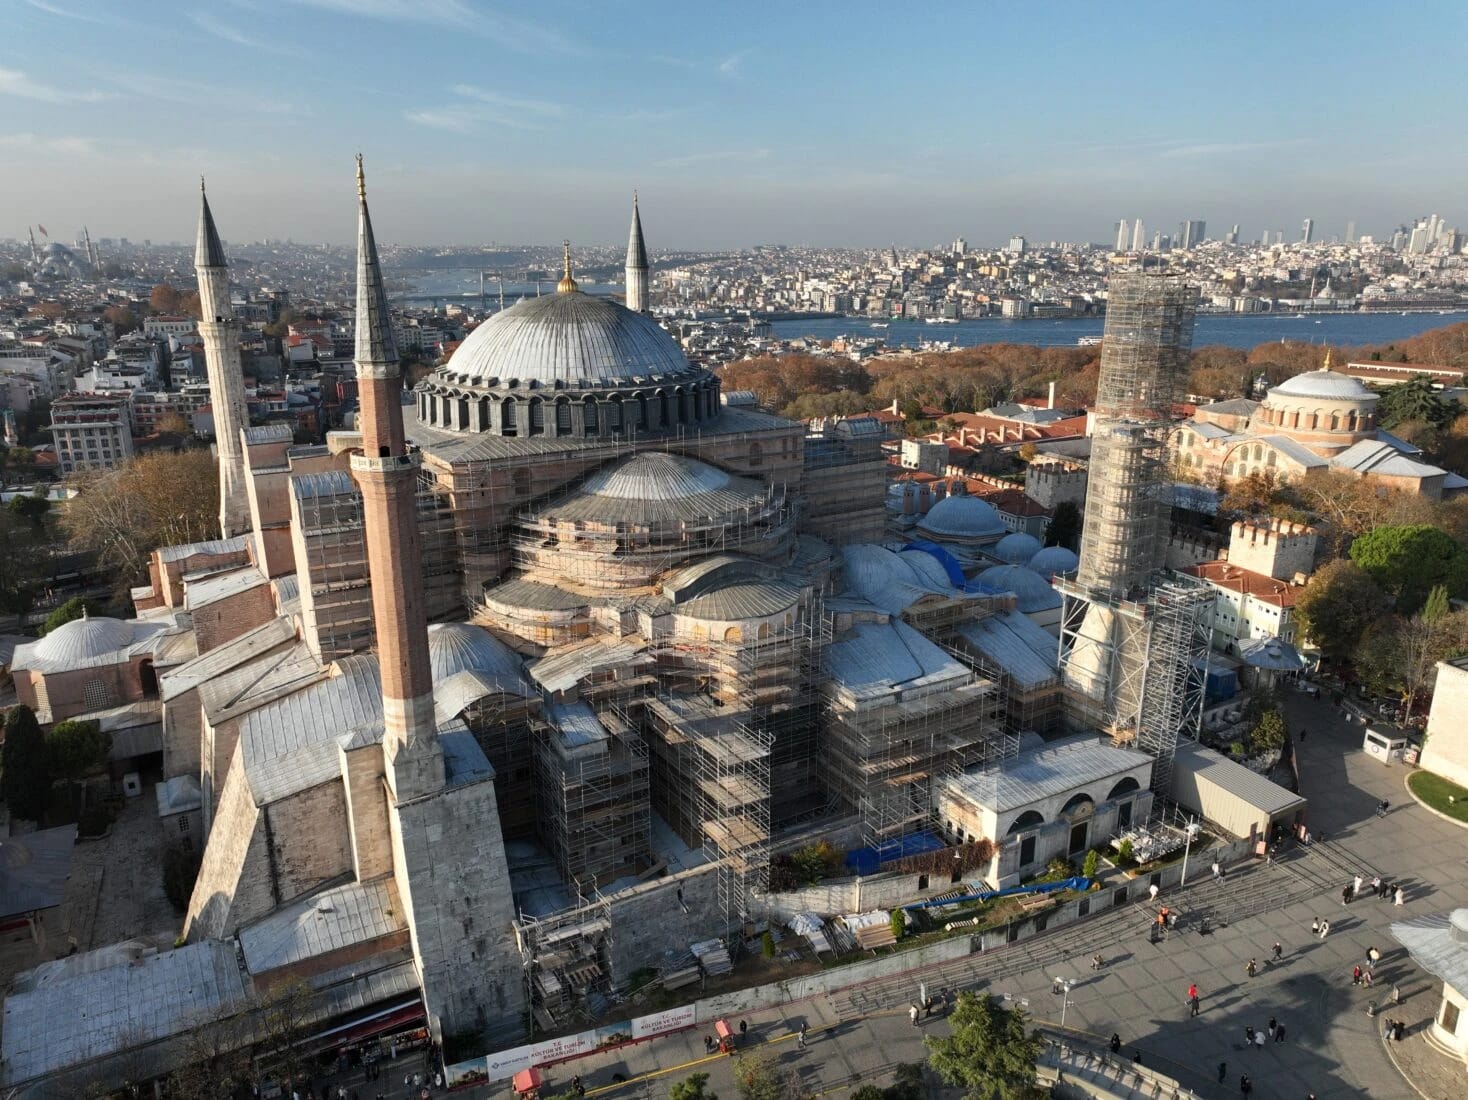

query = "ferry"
[1076,336,1102,347]
[870,321,889,329]
[925,316,959,324]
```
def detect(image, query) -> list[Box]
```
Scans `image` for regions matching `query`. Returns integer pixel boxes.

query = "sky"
[3,0,1467,249]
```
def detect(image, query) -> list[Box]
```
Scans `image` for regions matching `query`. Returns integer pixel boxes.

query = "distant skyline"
[4,0,1466,249]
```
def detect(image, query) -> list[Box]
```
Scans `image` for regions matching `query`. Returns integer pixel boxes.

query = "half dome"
[974,564,1062,614]
[442,292,697,388]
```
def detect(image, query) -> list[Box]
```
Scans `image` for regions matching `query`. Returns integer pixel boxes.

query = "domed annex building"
[1173,358,1468,499]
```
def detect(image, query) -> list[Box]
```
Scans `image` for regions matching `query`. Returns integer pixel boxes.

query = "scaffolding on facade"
[1134,579,1214,796]
[514,898,614,1035]
[532,701,653,902]
[457,692,540,841]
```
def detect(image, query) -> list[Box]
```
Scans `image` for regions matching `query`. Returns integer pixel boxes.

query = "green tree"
[1348,524,1468,613]
[1295,560,1389,657]
[1247,709,1287,756]
[925,991,1046,1100]
[1,706,51,821]
[46,718,109,790]
[41,597,102,637]
[1353,588,1468,715]
[0,510,47,616]
[883,1064,925,1100]
[1045,501,1080,550]
[1375,376,1457,431]
[732,1053,799,1100]
[670,1071,718,1100]
[7,491,50,527]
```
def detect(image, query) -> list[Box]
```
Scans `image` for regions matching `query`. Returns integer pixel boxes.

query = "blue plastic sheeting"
[901,875,1093,911]
[845,830,946,875]
[899,541,972,589]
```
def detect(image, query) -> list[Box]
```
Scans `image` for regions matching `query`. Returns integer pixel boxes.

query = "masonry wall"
[1422,660,1468,789]
[267,781,354,906]
[185,752,266,940]
[192,582,277,654]
[161,689,202,781]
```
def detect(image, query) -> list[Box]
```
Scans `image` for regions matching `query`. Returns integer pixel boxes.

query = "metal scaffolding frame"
[514,898,614,1036]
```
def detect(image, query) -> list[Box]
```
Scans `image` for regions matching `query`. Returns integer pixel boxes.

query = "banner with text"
[481,1005,697,1083]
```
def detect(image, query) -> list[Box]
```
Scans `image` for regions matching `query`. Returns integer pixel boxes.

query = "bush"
[162,845,201,912]
[1248,709,1287,756]
[1081,849,1099,879]
[1,705,50,821]
[889,909,906,941]
[40,597,100,637]
[760,931,775,959]
[1117,839,1133,863]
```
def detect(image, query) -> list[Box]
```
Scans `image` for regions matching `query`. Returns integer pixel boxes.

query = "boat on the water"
[1077,335,1102,347]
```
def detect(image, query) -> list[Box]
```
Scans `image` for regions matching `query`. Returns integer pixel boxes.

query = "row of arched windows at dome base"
[416,383,721,438]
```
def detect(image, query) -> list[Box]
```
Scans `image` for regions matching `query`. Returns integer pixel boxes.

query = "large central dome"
[444,291,697,387]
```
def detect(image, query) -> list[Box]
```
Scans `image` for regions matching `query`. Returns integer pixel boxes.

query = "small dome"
[1028,545,1080,579]
[442,291,697,387]
[917,494,1008,540]
[974,564,1062,614]
[427,623,523,682]
[1269,370,1377,402]
[992,532,1042,565]
[31,616,136,665]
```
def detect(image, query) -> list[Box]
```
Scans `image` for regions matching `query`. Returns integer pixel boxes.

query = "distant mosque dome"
[1268,370,1377,402]
[992,531,1043,565]
[917,493,1008,540]
[974,564,1062,614]
[1027,545,1080,579]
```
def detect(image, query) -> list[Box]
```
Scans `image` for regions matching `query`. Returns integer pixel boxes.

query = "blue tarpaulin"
[902,875,1092,911]
[845,830,946,875]
[899,541,975,591]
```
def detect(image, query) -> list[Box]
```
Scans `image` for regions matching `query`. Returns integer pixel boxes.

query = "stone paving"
[443,694,1468,1100]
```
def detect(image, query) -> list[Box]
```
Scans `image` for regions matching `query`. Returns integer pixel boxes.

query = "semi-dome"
[442,292,698,388]
[1269,370,1377,402]
[917,493,1008,540]
[1027,545,1080,579]
[427,622,524,682]
[974,564,1062,614]
[538,453,771,528]
[992,531,1043,564]
[14,615,159,674]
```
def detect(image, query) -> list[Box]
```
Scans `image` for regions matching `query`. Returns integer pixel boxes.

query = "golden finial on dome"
[1323,349,1332,371]
[557,239,579,293]
[356,154,366,202]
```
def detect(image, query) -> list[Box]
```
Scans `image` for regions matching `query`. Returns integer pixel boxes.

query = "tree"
[732,1053,800,1100]
[1045,501,1080,550]
[149,283,184,314]
[256,978,320,1097]
[8,490,50,527]
[670,1071,718,1100]
[1353,588,1468,715]
[0,510,47,616]
[1294,560,1390,658]
[46,718,109,810]
[1349,524,1468,613]
[1376,376,1457,431]
[925,991,1047,1100]
[1247,709,1287,756]
[1220,469,1287,518]
[41,596,101,636]
[103,305,140,335]
[165,1014,252,1100]
[60,450,220,597]
[1,706,51,821]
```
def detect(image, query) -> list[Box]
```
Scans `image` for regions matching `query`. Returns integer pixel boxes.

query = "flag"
[37,224,47,237]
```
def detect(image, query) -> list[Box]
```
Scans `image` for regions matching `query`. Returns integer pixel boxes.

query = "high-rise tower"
[1115,219,1130,252]
[625,192,649,312]
[1131,218,1146,252]
[195,181,252,537]
[1057,270,1212,793]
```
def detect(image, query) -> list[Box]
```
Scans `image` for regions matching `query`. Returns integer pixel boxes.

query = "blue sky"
[3,0,1466,248]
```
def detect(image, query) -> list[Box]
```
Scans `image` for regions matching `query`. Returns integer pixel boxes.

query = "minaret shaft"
[625,192,649,312]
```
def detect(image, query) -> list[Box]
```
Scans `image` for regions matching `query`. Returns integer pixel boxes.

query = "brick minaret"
[349,156,443,801]
[195,181,251,537]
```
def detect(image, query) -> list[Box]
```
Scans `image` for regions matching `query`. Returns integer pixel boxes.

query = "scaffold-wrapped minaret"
[1057,270,1213,794]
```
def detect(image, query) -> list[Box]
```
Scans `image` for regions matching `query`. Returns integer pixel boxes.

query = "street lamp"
[1050,977,1076,1029]
[1178,819,1202,887]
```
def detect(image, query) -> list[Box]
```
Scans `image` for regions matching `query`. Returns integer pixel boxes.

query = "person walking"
[1211,861,1222,881]
[1353,965,1363,986]
[1253,1030,1265,1053]
[1274,1022,1286,1043]
[1394,886,1405,906]
[1319,918,1331,938]
[1246,958,1258,978]
[1364,968,1374,987]
[1368,946,1381,966]
[1370,875,1382,897]
[1311,917,1320,936]
[1091,953,1104,971]
[1353,874,1364,897]
[1244,1025,1255,1046]
[1391,984,1401,1005]
[1266,1016,1277,1040]
[1239,1074,1252,1096]
[909,1003,920,1027]
[1342,884,1353,906]
[739,1019,747,1039]
[1272,941,1283,961]
[1217,1061,1227,1084]
[1109,1034,1121,1054]
[1149,883,1159,903]
[797,1023,808,1050]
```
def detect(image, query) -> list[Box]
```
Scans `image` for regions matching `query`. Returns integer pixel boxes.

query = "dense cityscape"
[3,5,1468,1100]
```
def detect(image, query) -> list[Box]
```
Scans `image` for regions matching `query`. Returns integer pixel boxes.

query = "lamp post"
[1178,819,1201,887]
[1051,977,1076,1029]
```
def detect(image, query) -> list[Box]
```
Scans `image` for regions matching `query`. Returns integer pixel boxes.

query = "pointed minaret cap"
[626,191,648,270]
[354,154,400,366]
[196,177,228,269]
[557,240,579,293]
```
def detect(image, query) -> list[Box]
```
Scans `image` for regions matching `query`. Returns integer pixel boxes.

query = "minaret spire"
[556,239,578,293]
[194,180,251,537]
[348,155,441,799]
[625,191,649,312]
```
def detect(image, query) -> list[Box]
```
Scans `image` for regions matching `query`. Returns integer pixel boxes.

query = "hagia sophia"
[3,170,1201,1091]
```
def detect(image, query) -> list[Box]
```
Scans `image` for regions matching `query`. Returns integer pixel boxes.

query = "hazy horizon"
[5,0,1466,249]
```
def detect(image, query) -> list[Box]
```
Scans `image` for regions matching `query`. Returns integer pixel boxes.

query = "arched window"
[677,387,690,422]
[757,622,771,639]
[1060,793,1094,819]
[555,398,572,435]
[749,440,764,467]
[477,398,491,432]
[659,389,671,429]
[501,398,517,434]
[723,625,743,643]
[608,395,623,431]
[1007,810,1044,835]
[528,397,545,436]
[584,396,599,431]
[1107,776,1141,799]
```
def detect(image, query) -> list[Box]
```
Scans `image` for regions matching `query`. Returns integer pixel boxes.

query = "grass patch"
[1408,770,1468,824]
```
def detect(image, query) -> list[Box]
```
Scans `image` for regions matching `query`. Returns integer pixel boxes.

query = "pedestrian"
[1383,1019,1394,1041]
[1239,1074,1252,1096]
[704,1035,714,1053]
[909,1003,920,1027]
[1187,982,1199,1017]
[1353,874,1363,897]
[1246,958,1257,978]
[1391,984,1401,1005]
[1311,917,1320,936]
[1245,1025,1255,1045]
[1275,1022,1286,1043]
[1394,886,1405,906]
[1368,946,1381,966]
[1384,881,1397,902]
[1342,884,1353,906]
[1211,861,1222,880]
[1217,1061,1227,1084]
[1110,1033,1121,1054]
[1319,919,1331,938]
[1370,875,1382,897]
[1091,953,1104,971]
[1353,965,1363,986]
[797,1023,808,1050]
[1253,1030,1265,1052]
[1393,1020,1404,1042]
[1132,1050,1142,1064]
[1272,941,1283,961]
[571,1076,583,1098]
[1364,968,1374,987]
[1377,799,1390,818]
[1149,883,1159,903]
[739,1019,747,1038]
[924,997,933,1018]
[1267,1015,1277,1038]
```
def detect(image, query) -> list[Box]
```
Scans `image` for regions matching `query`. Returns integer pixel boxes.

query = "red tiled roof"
[1186,561,1301,608]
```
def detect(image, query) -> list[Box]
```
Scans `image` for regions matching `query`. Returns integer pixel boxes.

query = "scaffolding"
[457,693,540,841]
[514,899,614,1035]
[1134,579,1213,795]
[532,701,652,901]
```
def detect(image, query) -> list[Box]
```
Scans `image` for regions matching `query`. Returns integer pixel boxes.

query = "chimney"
[1048,381,1056,410]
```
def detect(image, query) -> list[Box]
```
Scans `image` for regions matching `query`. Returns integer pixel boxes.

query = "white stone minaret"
[625,191,649,312]
[195,180,251,538]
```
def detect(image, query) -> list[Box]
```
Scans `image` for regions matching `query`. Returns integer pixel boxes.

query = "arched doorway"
[1060,793,1094,856]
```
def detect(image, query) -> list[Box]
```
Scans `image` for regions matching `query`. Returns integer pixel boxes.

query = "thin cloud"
[191,11,308,56]
[451,85,565,117]
[655,149,771,169]
[96,70,299,115]
[285,0,580,54]
[21,0,109,22]
[404,106,543,133]
[0,132,99,155]
[0,67,111,103]
[718,49,751,76]
[1158,139,1310,160]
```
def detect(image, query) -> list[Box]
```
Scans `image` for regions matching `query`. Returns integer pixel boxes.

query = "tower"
[625,192,649,312]
[1131,218,1146,252]
[195,181,252,538]
[1057,271,1212,793]
[349,157,524,1049]
[1301,217,1314,244]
